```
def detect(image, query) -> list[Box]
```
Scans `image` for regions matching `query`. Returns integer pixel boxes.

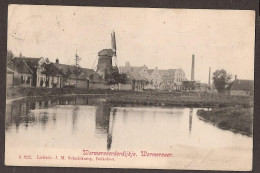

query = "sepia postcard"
[5,4,255,171]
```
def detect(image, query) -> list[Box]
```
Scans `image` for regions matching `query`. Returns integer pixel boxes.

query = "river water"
[5,96,253,170]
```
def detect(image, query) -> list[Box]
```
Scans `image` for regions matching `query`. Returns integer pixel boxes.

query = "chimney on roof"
[191,54,195,81]
[56,58,59,64]
[125,62,130,66]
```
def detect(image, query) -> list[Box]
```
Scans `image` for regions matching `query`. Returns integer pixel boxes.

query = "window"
[21,76,24,84]
[26,77,30,84]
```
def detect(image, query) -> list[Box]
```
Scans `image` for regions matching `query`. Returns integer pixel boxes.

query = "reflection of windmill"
[107,108,116,150]
[189,108,193,135]
[111,31,118,67]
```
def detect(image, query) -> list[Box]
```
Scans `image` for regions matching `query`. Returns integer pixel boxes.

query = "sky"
[8,5,255,83]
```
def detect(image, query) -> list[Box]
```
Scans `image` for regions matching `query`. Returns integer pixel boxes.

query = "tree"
[7,50,14,61]
[73,52,82,87]
[108,69,128,86]
[40,62,61,88]
[7,50,15,70]
[212,69,232,94]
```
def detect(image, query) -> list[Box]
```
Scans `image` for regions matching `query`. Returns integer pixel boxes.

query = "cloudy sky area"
[8,5,255,83]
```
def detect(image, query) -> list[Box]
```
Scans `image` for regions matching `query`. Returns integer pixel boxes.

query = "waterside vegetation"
[197,106,253,136]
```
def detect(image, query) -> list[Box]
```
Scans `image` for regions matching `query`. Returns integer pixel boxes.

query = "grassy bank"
[106,90,253,108]
[197,106,253,136]
[6,87,253,108]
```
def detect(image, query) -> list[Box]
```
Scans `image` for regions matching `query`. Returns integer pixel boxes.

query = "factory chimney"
[208,67,211,84]
[191,54,195,81]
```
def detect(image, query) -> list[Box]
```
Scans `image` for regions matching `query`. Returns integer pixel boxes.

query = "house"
[52,62,89,88]
[119,62,150,81]
[125,71,147,91]
[148,67,162,89]
[159,68,187,91]
[12,58,33,87]
[228,79,254,96]
[52,59,107,89]
[12,57,63,88]
[6,57,14,87]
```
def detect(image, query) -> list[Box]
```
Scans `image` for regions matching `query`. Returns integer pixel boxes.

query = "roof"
[229,79,254,91]
[158,70,169,76]
[52,63,97,80]
[119,66,145,74]
[125,71,147,81]
[147,69,154,74]
[7,67,14,74]
[158,69,180,77]
[168,69,178,75]
[98,49,114,57]
[12,58,33,74]
[13,57,41,70]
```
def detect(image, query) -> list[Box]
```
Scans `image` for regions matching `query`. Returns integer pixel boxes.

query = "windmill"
[111,31,118,67]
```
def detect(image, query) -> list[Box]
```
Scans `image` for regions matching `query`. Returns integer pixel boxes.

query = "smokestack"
[208,67,211,84]
[191,54,195,81]
[235,75,237,80]
[56,58,59,64]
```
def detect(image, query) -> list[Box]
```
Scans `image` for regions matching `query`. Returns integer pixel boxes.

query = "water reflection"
[95,105,116,150]
[5,96,252,152]
[189,108,193,135]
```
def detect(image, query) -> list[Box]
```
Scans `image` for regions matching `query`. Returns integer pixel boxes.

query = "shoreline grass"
[197,106,253,136]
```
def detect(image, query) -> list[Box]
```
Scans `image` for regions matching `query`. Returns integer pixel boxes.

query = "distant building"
[160,68,187,91]
[120,62,150,80]
[227,79,254,96]
[148,67,162,89]
[119,62,149,91]
[119,62,187,91]
[125,71,147,91]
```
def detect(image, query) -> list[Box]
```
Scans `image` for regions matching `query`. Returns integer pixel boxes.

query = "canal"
[5,96,253,170]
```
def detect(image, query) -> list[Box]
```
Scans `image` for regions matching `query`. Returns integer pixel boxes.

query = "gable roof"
[13,57,41,71]
[229,79,254,91]
[12,58,33,74]
[125,71,147,81]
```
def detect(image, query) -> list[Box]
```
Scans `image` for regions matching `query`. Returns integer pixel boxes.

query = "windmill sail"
[111,31,118,67]
[111,31,117,56]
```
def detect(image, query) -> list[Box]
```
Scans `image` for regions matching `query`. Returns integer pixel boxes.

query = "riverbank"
[197,106,253,136]
[6,87,253,108]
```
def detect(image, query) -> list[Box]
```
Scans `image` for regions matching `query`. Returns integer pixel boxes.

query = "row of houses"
[118,62,254,96]
[119,62,189,91]
[6,53,254,96]
[7,54,110,90]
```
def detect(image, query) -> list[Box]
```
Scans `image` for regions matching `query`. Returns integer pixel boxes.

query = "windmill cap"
[98,49,114,57]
